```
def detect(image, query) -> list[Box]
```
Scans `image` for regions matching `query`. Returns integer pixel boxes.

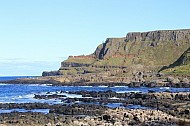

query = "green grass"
[106,57,124,66]
[64,58,96,64]
[59,68,78,75]
[162,64,190,76]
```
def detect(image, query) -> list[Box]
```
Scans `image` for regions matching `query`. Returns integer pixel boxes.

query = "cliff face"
[94,38,126,59]
[92,29,190,70]
[94,29,190,60]
[125,30,190,42]
[43,29,190,76]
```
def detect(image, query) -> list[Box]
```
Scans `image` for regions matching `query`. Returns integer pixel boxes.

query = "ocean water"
[0,108,50,114]
[0,76,39,81]
[0,76,190,113]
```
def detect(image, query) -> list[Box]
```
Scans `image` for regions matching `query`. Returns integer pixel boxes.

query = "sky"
[0,0,190,76]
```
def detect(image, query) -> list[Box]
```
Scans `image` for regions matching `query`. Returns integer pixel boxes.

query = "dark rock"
[34,94,66,99]
[61,62,91,67]
[102,114,111,121]
[128,82,141,87]
[133,116,140,122]
[148,90,155,93]
[184,109,189,114]
[42,71,60,76]
[145,82,157,87]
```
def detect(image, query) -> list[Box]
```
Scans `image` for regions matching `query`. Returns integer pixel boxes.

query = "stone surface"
[182,78,190,83]
[125,29,190,42]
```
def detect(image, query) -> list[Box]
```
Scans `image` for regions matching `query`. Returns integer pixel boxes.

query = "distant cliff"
[94,29,190,59]
[92,29,190,69]
[43,29,190,76]
[125,29,190,42]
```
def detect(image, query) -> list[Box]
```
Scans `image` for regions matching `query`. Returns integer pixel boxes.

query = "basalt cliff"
[3,29,190,85]
[43,29,190,77]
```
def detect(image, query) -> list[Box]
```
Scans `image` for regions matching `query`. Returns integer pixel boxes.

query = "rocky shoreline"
[0,90,190,125]
[1,67,190,88]
[1,108,189,126]
[0,73,190,125]
[1,79,190,88]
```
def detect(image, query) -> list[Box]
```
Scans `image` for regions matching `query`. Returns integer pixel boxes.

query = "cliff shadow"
[159,47,190,72]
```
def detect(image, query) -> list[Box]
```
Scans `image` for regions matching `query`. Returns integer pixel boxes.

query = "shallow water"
[0,83,190,104]
[0,108,49,114]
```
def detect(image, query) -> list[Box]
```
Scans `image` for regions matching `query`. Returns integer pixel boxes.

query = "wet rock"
[50,104,107,116]
[148,90,156,93]
[128,82,141,87]
[145,82,157,87]
[34,94,66,99]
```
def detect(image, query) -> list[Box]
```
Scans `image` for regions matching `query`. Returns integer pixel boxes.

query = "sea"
[0,76,190,114]
[0,76,35,81]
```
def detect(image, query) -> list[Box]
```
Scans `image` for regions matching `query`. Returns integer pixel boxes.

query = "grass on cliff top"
[59,67,78,75]
[93,57,127,66]
[106,57,124,66]
[161,64,190,76]
[64,58,96,64]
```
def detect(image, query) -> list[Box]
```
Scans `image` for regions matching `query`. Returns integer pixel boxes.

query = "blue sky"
[0,0,190,76]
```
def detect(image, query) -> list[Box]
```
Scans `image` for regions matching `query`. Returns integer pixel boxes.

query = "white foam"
[28,84,52,87]
[98,86,108,88]
[0,83,9,86]
[18,96,22,98]
[160,87,170,90]
[38,91,53,95]
[116,90,141,93]
[62,86,74,87]
[30,109,49,114]
[78,86,93,88]
[113,86,128,88]
[23,94,35,98]
[64,93,83,98]
[109,97,119,100]
[27,84,39,86]
[41,84,52,86]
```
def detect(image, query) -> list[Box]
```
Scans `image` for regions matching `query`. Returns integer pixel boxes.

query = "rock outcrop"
[61,62,91,67]
[42,71,60,76]
[125,29,190,42]
[94,38,126,59]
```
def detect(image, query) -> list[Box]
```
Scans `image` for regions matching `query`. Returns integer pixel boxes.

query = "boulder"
[172,78,180,84]
[182,78,189,84]
[102,114,111,121]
